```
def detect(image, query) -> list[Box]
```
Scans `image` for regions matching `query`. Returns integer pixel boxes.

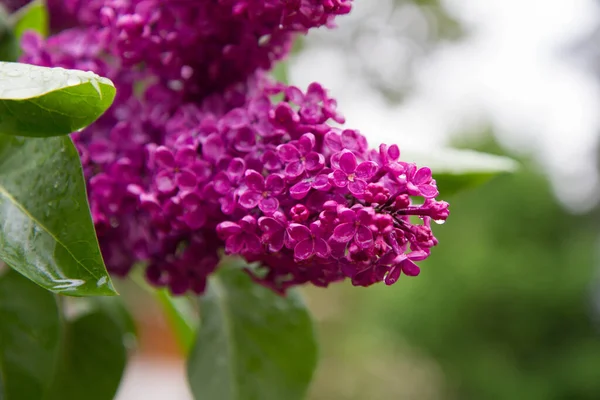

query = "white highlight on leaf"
[400,147,519,175]
[0,62,113,100]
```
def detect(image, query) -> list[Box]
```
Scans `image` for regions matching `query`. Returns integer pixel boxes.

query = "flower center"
[262,191,269,198]
[348,173,355,182]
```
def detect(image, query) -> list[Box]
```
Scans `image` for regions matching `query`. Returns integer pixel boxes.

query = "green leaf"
[0,269,62,400]
[46,307,128,400]
[0,134,117,296]
[0,7,18,62]
[187,262,318,400]
[11,0,49,41]
[400,147,519,196]
[156,288,197,354]
[0,62,116,137]
[131,266,197,354]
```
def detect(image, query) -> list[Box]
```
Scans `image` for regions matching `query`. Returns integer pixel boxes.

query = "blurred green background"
[303,136,600,399]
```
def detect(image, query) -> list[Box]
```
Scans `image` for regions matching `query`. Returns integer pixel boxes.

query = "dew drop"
[434,219,445,225]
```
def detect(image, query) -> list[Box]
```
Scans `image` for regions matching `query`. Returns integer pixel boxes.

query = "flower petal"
[239,190,262,209]
[384,266,402,285]
[312,174,331,191]
[305,152,325,172]
[290,180,312,199]
[413,167,432,185]
[277,143,301,162]
[259,197,279,214]
[355,225,373,249]
[338,150,357,174]
[285,161,305,178]
[155,170,176,193]
[419,184,439,199]
[331,222,357,243]
[355,161,378,180]
[314,238,330,258]
[265,174,285,194]
[244,169,265,191]
[348,179,367,196]
[176,169,197,190]
[294,238,315,260]
[401,259,421,276]
[154,146,175,168]
[331,169,348,188]
[287,223,312,242]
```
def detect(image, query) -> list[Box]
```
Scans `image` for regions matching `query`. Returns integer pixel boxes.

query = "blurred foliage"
[307,138,600,399]
[300,0,463,103]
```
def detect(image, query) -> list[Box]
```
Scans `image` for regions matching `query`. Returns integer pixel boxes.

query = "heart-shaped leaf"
[187,261,318,400]
[0,62,115,137]
[0,269,61,400]
[0,134,116,296]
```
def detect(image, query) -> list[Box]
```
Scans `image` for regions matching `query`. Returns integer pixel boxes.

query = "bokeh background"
[115,1,600,398]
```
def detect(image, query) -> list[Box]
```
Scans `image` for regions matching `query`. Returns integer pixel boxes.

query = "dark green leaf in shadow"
[0,269,61,400]
[187,261,318,400]
[0,7,18,62]
[0,134,117,296]
[46,308,128,400]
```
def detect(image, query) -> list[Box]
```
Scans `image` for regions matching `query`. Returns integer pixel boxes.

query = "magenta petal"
[268,231,285,252]
[385,266,402,285]
[225,234,243,253]
[294,238,315,260]
[183,208,206,229]
[175,146,197,166]
[287,223,311,242]
[338,150,357,174]
[408,250,429,261]
[277,143,301,162]
[155,170,176,193]
[314,238,330,258]
[413,167,432,185]
[290,180,312,199]
[332,222,357,242]
[419,184,439,198]
[298,133,316,154]
[245,170,265,191]
[176,169,197,189]
[258,217,283,234]
[348,179,367,196]
[305,152,325,171]
[324,132,343,152]
[217,221,242,237]
[331,170,348,188]
[355,225,373,249]
[265,174,285,194]
[388,144,400,160]
[401,259,421,276]
[285,161,304,178]
[239,190,262,209]
[227,158,246,180]
[259,197,279,214]
[312,174,331,191]
[213,172,231,194]
[154,146,175,168]
[355,161,378,180]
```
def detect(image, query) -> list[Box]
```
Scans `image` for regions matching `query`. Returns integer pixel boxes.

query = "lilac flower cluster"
[38,0,351,97]
[20,0,449,295]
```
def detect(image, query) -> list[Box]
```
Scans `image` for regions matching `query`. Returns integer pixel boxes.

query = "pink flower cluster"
[20,0,449,295]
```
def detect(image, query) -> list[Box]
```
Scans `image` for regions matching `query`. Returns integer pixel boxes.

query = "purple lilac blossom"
[20,0,449,295]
